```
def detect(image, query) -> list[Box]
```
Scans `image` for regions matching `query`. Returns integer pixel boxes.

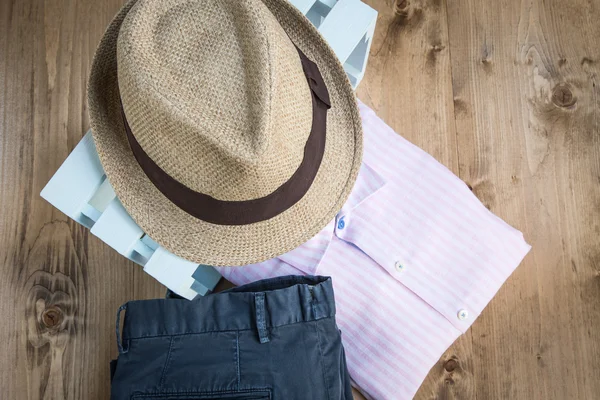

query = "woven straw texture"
[88,0,362,266]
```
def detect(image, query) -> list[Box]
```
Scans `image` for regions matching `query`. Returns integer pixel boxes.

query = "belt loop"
[254,293,270,344]
[115,303,129,354]
[309,285,326,320]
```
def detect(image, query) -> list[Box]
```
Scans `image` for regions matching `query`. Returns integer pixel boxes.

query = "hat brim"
[87,0,362,266]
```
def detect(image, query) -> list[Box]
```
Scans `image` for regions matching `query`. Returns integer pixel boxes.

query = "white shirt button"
[394,261,405,272]
[457,309,469,320]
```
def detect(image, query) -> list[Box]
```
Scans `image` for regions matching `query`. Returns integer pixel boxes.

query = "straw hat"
[88,0,362,266]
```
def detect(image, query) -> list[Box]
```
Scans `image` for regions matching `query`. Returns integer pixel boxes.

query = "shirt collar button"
[394,261,405,272]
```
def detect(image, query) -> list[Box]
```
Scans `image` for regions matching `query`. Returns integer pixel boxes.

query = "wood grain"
[1,0,598,398]
[0,1,165,399]
[357,0,458,168]
[443,0,600,399]
[359,0,600,399]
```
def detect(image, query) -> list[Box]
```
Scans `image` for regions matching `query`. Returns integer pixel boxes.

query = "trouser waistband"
[116,275,335,353]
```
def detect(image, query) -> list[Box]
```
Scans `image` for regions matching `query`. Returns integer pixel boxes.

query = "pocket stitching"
[313,320,332,400]
[235,330,241,390]
[158,336,176,390]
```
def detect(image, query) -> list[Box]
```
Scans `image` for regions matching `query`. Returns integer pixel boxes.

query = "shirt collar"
[277,161,387,274]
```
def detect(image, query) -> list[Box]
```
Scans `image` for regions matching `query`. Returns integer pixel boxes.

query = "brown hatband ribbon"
[119,46,331,226]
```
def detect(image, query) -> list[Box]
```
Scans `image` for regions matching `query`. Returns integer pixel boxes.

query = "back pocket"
[131,390,270,400]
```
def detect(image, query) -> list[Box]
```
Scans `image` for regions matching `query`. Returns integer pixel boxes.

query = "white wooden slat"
[318,0,377,65]
[319,0,338,8]
[344,63,364,88]
[80,203,102,223]
[190,281,209,296]
[288,0,318,15]
[305,1,333,28]
[87,178,117,213]
[345,19,376,86]
[144,247,199,300]
[141,234,160,250]
[40,130,104,222]
[90,198,144,257]
[191,265,222,295]
[131,240,155,261]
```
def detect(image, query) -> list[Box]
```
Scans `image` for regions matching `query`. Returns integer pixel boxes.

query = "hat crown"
[117,0,313,201]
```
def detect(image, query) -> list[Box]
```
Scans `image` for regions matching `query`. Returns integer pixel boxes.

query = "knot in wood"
[396,0,408,10]
[551,84,576,108]
[41,306,64,330]
[444,358,459,372]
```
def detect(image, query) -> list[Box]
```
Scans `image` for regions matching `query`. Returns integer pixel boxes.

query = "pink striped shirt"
[217,100,531,400]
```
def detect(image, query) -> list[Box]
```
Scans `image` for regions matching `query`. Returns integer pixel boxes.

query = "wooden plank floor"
[1,0,598,398]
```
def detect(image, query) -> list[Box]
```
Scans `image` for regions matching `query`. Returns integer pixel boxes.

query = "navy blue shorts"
[111,275,353,399]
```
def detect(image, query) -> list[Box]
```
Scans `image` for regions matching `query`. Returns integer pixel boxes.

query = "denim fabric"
[111,276,353,400]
